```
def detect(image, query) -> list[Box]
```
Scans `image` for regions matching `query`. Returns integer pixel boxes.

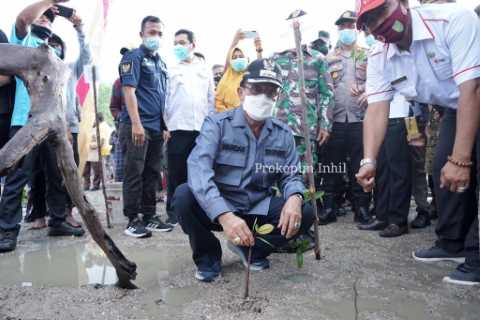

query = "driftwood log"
[0,44,137,289]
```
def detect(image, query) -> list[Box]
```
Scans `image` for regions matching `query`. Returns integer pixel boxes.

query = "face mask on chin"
[372,3,410,43]
[243,94,275,121]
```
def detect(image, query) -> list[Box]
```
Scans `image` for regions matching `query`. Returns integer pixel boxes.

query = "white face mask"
[243,94,275,121]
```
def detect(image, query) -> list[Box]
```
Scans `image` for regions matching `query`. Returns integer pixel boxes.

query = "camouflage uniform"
[425,105,442,175]
[271,47,334,170]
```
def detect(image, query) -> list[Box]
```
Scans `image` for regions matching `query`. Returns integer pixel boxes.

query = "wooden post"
[291,20,321,260]
[91,66,112,228]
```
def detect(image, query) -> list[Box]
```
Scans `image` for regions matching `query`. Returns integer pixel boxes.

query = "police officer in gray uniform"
[174,59,315,282]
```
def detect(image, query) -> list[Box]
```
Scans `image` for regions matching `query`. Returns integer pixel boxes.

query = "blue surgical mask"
[366,34,377,48]
[143,36,161,52]
[338,29,357,46]
[173,44,191,61]
[231,58,248,72]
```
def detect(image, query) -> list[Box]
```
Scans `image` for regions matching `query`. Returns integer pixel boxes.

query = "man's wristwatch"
[291,193,304,201]
[360,158,376,168]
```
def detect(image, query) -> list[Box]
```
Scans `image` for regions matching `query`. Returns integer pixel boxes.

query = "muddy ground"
[0,189,479,320]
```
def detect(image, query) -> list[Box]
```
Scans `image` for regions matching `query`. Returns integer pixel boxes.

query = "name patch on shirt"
[265,148,287,157]
[221,143,246,153]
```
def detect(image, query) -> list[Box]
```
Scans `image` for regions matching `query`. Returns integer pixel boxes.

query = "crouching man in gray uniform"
[174,59,315,282]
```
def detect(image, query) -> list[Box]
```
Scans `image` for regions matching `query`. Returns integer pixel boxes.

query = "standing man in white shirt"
[164,29,215,226]
[355,0,480,285]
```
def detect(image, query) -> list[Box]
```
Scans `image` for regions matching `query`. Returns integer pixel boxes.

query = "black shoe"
[92,186,100,191]
[83,185,90,191]
[166,217,179,227]
[227,242,270,271]
[0,229,19,253]
[48,222,85,237]
[412,246,465,263]
[354,206,372,225]
[144,215,173,232]
[124,218,152,238]
[443,263,480,286]
[411,212,431,229]
[336,206,348,217]
[379,224,408,238]
[357,219,388,231]
[273,230,315,254]
[195,260,222,283]
[318,197,337,225]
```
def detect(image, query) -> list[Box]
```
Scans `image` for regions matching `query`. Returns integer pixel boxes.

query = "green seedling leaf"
[296,250,304,268]
[256,237,275,248]
[256,224,274,235]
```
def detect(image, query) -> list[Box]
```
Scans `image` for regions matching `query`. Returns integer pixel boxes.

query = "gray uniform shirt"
[66,25,92,133]
[188,107,305,222]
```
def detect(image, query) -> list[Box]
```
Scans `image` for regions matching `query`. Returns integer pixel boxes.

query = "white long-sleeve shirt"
[164,56,215,131]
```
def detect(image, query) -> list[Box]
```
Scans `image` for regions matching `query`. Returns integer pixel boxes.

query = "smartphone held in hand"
[55,5,74,18]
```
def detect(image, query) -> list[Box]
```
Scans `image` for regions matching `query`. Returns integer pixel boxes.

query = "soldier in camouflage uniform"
[320,11,372,226]
[270,41,334,211]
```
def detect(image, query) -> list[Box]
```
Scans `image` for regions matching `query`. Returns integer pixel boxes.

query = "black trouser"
[0,127,67,231]
[0,113,11,150]
[71,132,79,166]
[120,123,163,220]
[83,161,102,189]
[409,145,430,213]
[174,183,315,269]
[375,119,412,226]
[166,130,199,220]
[433,110,479,267]
[321,121,369,206]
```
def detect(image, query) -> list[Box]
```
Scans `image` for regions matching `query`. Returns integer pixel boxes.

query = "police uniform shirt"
[366,4,480,109]
[187,107,305,222]
[119,45,167,132]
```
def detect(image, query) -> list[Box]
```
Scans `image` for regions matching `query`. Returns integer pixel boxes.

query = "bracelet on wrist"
[360,158,376,168]
[447,156,472,168]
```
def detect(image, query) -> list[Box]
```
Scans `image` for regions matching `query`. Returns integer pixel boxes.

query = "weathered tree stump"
[0,43,137,289]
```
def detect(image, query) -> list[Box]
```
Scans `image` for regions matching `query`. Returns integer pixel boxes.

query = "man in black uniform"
[119,15,172,238]
[0,28,14,150]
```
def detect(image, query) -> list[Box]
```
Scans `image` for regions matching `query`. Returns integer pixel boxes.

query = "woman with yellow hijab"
[215,30,263,112]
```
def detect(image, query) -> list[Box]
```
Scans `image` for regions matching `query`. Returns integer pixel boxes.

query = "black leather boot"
[318,195,337,225]
[353,198,373,225]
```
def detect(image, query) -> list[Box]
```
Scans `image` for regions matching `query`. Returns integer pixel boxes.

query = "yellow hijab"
[215,48,245,113]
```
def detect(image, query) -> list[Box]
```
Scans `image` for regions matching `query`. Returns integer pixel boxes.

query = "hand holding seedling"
[219,212,255,247]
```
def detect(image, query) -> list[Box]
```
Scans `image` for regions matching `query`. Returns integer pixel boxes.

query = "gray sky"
[1,0,478,82]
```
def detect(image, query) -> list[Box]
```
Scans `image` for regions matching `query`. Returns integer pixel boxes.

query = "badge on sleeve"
[120,61,133,75]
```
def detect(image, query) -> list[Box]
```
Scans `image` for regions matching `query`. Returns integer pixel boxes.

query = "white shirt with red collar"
[366,3,480,109]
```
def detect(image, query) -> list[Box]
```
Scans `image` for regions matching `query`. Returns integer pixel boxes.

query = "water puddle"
[0,237,191,290]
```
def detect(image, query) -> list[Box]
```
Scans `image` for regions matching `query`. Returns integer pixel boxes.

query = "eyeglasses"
[245,83,280,99]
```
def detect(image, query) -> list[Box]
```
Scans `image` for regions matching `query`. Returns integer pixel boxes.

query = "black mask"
[31,24,52,40]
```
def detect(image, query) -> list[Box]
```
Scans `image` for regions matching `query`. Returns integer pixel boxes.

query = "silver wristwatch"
[360,158,376,168]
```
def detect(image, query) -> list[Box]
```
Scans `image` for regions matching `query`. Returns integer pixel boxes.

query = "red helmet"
[356,0,386,29]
